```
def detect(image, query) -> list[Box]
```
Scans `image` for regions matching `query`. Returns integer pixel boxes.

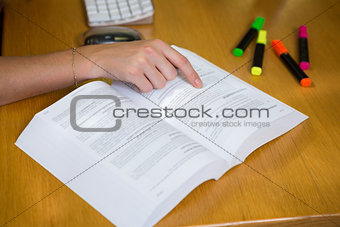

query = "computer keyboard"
[84,0,154,27]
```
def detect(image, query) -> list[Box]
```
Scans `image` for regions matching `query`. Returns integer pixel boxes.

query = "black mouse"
[82,26,143,45]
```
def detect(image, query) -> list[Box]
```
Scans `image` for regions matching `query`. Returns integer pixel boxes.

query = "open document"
[15,46,307,227]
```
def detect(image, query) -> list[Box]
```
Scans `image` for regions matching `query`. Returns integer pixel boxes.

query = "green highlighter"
[233,17,264,57]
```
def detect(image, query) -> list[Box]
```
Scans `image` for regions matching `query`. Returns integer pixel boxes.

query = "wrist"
[75,45,102,82]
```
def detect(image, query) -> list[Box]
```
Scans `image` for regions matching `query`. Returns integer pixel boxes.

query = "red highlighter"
[272,40,311,87]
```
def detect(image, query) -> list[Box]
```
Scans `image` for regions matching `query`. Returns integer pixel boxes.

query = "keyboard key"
[86,5,97,12]
[140,0,152,4]
[130,5,141,15]
[85,0,96,6]
[110,10,121,19]
[98,5,107,11]
[120,7,131,17]
[141,0,153,12]
[87,9,98,15]
[89,13,110,22]
[142,5,153,13]
[118,1,128,8]
[108,2,117,10]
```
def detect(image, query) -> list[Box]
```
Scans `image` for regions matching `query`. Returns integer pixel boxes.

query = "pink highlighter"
[298,25,310,70]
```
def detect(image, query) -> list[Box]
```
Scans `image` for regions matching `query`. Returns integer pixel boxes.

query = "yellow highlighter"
[251,30,267,76]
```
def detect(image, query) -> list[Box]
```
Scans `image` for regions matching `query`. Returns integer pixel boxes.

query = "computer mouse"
[81,26,143,45]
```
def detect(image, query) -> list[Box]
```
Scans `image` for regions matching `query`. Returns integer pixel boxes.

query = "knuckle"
[141,84,153,93]
[143,46,156,55]
[151,39,163,46]
[168,68,178,80]
[127,66,141,77]
[156,78,166,89]
[136,55,148,66]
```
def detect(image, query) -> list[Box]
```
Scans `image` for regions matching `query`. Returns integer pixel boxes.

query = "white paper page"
[16,81,226,227]
[113,46,308,165]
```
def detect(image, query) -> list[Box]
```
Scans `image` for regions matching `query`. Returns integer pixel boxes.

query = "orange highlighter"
[272,40,311,87]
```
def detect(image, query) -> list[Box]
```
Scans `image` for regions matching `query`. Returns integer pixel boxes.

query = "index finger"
[159,43,202,88]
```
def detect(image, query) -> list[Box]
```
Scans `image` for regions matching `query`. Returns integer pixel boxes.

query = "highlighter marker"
[299,25,310,70]
[233,17,264,57]
[251,30,267,76]
[271,40,311,87]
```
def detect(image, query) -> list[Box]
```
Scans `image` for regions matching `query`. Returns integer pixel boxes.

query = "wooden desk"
[1,0,340,226]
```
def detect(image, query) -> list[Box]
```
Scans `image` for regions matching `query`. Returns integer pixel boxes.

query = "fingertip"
[142,86,153,93]
[157,78,167,89]
[194,77,203,88]
[167,68,178,81]
[145,84,153,92]
[193,70,202,88]
[136,83,153,93]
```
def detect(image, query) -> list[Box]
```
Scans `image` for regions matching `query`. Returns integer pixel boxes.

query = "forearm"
[0,40,201,106]
[0,48,94,106]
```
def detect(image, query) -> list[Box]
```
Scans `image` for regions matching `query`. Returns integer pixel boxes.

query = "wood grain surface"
[1,0,339,226]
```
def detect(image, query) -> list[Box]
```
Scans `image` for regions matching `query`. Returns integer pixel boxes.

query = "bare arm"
[0,49,83,105]
[0,39,202,106]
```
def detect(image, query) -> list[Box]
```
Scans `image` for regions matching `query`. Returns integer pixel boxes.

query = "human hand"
[77,39,202,92]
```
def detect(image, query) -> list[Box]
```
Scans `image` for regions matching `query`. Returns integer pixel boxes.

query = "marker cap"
[251,17,265,31]
[233,48,244,57]
[299,25,308,38]
[300,78,312,87]
[257,30,267,45]
[271,40,288,56]
[299,62,310,70]
[251,66,262,76]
